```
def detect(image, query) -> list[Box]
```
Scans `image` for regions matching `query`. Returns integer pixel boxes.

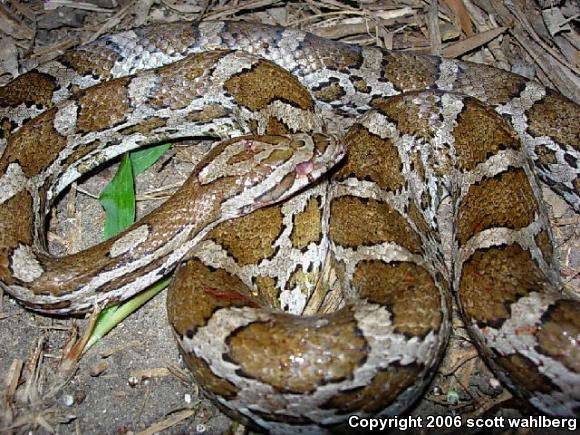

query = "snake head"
[197,133,345,220]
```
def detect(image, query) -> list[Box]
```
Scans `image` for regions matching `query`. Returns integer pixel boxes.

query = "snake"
[0,19,579,433]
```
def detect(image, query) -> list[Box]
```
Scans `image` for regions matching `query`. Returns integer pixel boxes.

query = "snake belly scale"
[0,19,579,433]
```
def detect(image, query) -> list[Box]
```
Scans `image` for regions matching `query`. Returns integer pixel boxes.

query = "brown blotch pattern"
[151,52,227,110]
[372,96,442,144]
[228,137,292,165]
[313,81,346,103]
[459,244,546,326]
[0,118,14,141]
[208,206,283,266]
[407,201,430,237]
[458,169,537,246]
[300,33,363,73]
[0,191,34,284]
[2,108,67,176]
[337,124,404,191]
[409,151,425,181]
[330,196,422,254]
[350,77,369,93]
[286,266,316,306]
[59,49,118,81]
[290,197,322,249]
[454,64,527,106]
[246,120,260,136]
[253,275,280,309]
[527,90,580,149]
[453,98,520,172]
[354,260,441,337]
[187,104,230,123]
[167,259,255,336]
[226,308,367,394]
[382,53,439,92]
[322,365,422,413]
[0,71,57,107]
[420,191,431,211]
[265,117,291,135]
[535,144,558,165]
[181,351,240,400]
[226,149,257,165]
[140,22,198,56]
[495,353,555,394]
[312,133,330,155]
[535,229,554,266]
[225,61,313,111]
[536,300,580,373]
[77,78,131,133]
[118,117,167,135]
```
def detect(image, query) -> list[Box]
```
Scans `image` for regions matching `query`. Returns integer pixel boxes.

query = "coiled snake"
[0,20,578,433]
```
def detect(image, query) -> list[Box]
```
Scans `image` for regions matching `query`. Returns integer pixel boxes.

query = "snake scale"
[0,19,579,433]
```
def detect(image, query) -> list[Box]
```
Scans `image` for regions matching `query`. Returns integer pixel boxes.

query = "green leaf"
[99,153,135,240]
[98,143,171,240]
[85,276,171,352]
[130,143,171,176]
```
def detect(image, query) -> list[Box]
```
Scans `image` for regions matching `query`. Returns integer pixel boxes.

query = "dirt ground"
[0,1,578,434]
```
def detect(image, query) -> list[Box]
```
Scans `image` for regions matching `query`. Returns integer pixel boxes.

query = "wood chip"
[135,409,195,435]
[129,367,171,380]
[442,26,507,58]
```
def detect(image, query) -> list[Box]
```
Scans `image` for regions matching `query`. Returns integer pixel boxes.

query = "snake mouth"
[300,137,347,182]
[298,149,346,183]
[252,141,346,207]
[295,161,317,182]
